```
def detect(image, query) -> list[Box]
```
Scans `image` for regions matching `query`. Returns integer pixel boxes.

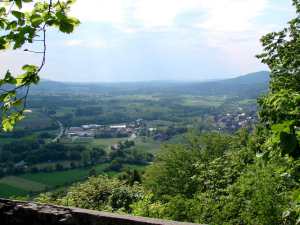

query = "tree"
[256,1,300,223]
[36,175,145,213]
[81,150,91,166]
[0,0,79,131]
[118,168,142,186]
[88,168,97,177]
[256,0,300,158]
[144,133,234,199]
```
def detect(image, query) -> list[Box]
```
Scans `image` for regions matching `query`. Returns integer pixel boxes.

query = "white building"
[110,124,127,129]
[82,124,103,129]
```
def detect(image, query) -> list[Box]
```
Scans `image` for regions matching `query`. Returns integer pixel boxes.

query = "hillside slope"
[32,71,270,97]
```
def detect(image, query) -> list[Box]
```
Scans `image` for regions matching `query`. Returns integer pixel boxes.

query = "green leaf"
[14,0,22,9]
[30,14,43,27]
[0,37,8,50]
[0,7,6,16]
[280,132,299,156]
[22,64,38,73]
[11,10,25,20]
[2,117,14,132]
[3,70,17,85]
[1,112,25,132]
[12,99,23,107]
[59,19,75,34]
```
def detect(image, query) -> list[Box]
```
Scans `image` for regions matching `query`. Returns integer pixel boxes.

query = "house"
[110,124,127,129]
[68,127,84,133]
[82,124,103,129]
[15,161,26,168]
[111,144,121,151]
[66,127,95,138]
[149,128,157,132]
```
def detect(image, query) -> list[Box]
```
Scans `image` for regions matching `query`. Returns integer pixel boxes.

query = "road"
[52,120,64,143]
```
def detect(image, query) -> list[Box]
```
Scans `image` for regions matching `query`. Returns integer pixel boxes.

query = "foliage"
[0,0,79,131]
[143,133,235,198]
[194,160,295,225]
[131,193,168,219]
[257,0,300,158]
[0,141,107,177]
[35,175,145,213]
[130,129,300,224]
[283,189,300,225]
[118,168,142,186]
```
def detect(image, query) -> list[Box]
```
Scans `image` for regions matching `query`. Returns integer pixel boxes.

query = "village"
[65,119,149,141]
[65,110,257,142]
[215,109,257,132]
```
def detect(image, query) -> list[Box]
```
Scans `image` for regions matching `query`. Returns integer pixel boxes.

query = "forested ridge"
[32,71,269,98]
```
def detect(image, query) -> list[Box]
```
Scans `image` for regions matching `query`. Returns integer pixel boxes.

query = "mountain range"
[32,71,270,98]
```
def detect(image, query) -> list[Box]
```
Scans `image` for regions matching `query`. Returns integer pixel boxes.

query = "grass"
[182,96,226,107]
[62,134,162,159]
[90,138,128,148]
[238,99,257,105]
[134,137,161,153]
[62,137,129,150]
[19,163,113,188]
[90,136,161,153]
[0,162,148,199]
[0,176,46,192]
[0,183,28,198]
[54,107,74,117]
[20,168,92,187]
[0,165,108,198]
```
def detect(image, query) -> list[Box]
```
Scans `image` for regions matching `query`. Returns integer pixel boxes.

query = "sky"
[0,0,296,82]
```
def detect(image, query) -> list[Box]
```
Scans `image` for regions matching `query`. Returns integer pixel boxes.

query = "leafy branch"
[0,0,79,131]
[257,0,300,158]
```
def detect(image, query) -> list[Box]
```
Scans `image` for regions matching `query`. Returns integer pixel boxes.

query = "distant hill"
[224,71,270,84]
[181,71,270,97]
[31,71,270,98]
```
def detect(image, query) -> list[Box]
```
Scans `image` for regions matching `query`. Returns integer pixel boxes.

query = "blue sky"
[0,0,296,82]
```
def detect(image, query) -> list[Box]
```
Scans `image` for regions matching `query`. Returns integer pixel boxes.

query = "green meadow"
[0,163,146,198]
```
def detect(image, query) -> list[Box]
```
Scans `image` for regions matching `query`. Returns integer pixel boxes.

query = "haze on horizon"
[0,0,296,82]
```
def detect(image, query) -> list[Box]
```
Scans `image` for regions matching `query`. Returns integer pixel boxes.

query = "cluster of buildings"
[66,126,96,138]
[215,111,257,131]
[65,119,145,139]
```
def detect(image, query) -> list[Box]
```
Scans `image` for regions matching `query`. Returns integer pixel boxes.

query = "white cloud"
[71,0,269,31]
[197,0,269,32]
[69,0,275,57]
[132,0,199,28]
[190,0,271,51]
[71,0,126,24]
[64,39,108,48]
[65,39,83,46]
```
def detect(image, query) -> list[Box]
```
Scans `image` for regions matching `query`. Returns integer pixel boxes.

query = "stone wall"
[0,199,203,225]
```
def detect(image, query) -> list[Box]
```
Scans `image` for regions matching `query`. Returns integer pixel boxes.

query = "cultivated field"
[0,163,145,198]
